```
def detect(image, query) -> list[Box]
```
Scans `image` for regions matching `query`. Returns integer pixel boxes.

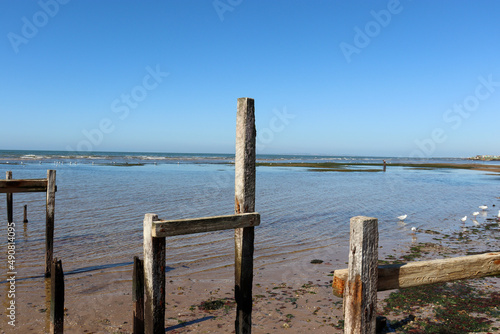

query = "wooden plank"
[6,172,13,223]
[0,179,48,193]
[343,216,378,334]
[332,272,349,298]
[153,213,260,237]
[143,214,165,334]
[332,252,500,298]
[50,258,64,334]
[234,97,256,334]
[133,256,145,334]
[45,170,56,277]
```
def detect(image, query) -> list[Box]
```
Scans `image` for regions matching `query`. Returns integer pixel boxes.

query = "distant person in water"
[383,160,387,172]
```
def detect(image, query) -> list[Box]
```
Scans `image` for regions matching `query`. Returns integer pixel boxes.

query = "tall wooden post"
[133,256,145,334]
[45,170,56,277]
[234,97,256,334]
[143,214,165,334]
[6,171,12,224]
[343,216,379,334]
[50,258,64,334]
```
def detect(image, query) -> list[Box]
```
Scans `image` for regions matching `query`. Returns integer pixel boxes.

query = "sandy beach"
[3,245,348,333]
[3,215,499,334]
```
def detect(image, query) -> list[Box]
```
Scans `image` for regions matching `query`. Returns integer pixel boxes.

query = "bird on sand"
[479,205,488,210]
[461,216,467,222]
[397,214,407,221]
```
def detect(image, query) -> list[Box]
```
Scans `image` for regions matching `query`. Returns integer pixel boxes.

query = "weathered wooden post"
[45,170,56,277]
[143,214,165,334]
[24,204,28,223]
[133,256,145,334]
[50,258,64,334]
[6,171,13,224]
[343,216,378,334]
[234,97,256,334]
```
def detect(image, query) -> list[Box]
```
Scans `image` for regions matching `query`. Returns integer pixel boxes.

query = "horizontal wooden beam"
[153,213,260,237]
[0,179,49,193]
[332,252,500,297]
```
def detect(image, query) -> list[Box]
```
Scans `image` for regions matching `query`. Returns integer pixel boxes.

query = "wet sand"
[3,217,499,334]
[2,246,350,333]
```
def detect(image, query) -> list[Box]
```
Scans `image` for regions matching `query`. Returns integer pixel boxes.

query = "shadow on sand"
[165,316,216,332]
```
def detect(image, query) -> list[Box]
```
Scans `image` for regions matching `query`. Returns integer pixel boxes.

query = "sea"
[0,150,499,285]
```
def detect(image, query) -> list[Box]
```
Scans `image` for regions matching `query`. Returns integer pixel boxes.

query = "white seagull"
[472,212,479,217]
[497,210,500,218]
[397,214,407,221]
[479,205,488,210]
[460,216,467,222]
[411,226,417,232]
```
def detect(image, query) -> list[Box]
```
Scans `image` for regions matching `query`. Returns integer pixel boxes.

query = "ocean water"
[0,150,499,285]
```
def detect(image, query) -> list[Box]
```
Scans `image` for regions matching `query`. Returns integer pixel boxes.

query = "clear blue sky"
[1,0,499,157]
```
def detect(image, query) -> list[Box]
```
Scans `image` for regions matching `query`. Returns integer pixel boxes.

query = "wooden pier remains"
[50,258,65,334]
[140,97,259,334]
[343,216,379,333]
[133,256,145,334]
[1,170,57,277]
[6,171,12,223]
[333,216,500,334]
[24,204,28,223]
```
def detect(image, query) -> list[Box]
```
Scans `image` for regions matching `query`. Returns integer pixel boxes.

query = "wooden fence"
[1,169,63,333]
[332,216,500,334]
[137,97,259,334]
[0,170,57,277]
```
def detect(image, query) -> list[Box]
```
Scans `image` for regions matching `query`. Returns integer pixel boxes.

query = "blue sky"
[1,0,499,157]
